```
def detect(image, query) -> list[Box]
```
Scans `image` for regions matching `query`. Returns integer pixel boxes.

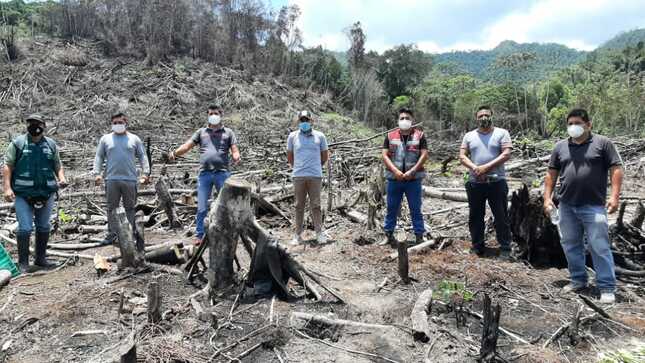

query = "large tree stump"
[509,185,566,267]
[113,207,145,269]
[205,178,345,304]
[206,179,253,293]
[155,168,182,229]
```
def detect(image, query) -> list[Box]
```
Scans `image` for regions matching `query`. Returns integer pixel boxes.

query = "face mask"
[479,118,492,129]
[398,119,412,130]
[208,115,221,125]
[567,124,585,138]
[299,121,311,133]
[112,124,126,134]
[28,123,44,137]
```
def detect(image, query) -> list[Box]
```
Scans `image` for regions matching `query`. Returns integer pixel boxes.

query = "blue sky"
[267,0,644,53]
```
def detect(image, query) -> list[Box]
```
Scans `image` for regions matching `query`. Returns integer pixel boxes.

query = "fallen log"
[290,312,398,331]
[411,289,433,342]
[386,240,436,262]
[250,192,292,224]
[422,187,468,202]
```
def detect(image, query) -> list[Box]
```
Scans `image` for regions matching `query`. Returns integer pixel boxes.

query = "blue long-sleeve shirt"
[93,132,150,181]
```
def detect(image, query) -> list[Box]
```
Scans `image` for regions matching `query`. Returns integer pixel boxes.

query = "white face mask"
[208,115,221,125]
[112,124,126,134]
[398,119,412,130]
[567,124,585,139]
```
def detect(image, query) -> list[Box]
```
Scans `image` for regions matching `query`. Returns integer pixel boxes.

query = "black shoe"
[16,232,36,273]
[413,234,425,246]
[34,231,56,269]
[470,246,485,256]
[499,249,512,261]
[387,232,397,248]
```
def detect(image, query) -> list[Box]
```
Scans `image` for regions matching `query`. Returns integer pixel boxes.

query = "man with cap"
[382,108,428,247]
[287,110,330,245]
[3,114,67,272]
[93,111,150,247]
[169,104,240,245]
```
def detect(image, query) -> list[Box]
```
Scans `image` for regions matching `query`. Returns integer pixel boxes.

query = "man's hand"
[473,165,490,177]
[543,198,555,216]
[403,170,415,180]
[3,187,15,202]
[94,175,103,186]
[140,176,151,185]
[58,179,69,189]
[168,151,176,162]
[232,154,241,166]
[394,170,405,181]
[606,196,619,214]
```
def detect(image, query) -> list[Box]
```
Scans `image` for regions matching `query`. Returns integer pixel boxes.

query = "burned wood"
[411,289,433,342]
[386,240,435,262]
[398,241,410,284]
[117,332,137,363]
[155,170,182,229]
[147,279,161,323]
[479,294,501,363]
[113,207,145,269]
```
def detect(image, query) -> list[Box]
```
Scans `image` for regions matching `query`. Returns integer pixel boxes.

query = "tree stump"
[204,178,345,304]
[113,207,145,269]
[411,289,433,342]
[135,210,145,252]
[508,184,566,267]
[479,294,501,363]
[398,241,410,284]
[207,179,254,293]
[155,168,182,229]
[147,279,161,324]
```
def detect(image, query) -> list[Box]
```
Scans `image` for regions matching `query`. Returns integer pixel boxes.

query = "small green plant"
[462,172,470,184]
[58,209,74,224]
[531,178,541,188]
[434,280,474,303]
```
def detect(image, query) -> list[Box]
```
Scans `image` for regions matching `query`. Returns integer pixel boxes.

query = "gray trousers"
[106,180,137,237]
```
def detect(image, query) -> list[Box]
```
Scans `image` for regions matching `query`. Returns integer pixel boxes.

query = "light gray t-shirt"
[191,127,237,172]
[461,127,512,183]
[287,130,328,178]
[93,132,150,182]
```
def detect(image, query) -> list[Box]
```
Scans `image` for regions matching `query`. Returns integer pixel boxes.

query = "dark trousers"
[465,179,511,250]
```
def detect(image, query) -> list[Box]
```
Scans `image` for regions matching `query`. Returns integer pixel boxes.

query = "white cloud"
[288,0,645,53]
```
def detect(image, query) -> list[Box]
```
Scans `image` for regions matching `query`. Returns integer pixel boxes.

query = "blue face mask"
[299,121,311,132]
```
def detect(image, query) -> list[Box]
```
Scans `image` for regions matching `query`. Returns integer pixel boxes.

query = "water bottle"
[550,207,560,225]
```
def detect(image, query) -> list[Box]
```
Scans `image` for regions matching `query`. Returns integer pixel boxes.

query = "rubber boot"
[16,232,34,273]
[34,231,56,269]
[415,234,425,246]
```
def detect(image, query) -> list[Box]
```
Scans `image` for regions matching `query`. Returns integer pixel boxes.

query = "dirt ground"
[1,38,645,363]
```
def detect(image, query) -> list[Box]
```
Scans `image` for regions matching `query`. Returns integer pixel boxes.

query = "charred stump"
[509,185,566,267]
[205,178,345,304]
[113,207,145,269]
[155,167,182,229]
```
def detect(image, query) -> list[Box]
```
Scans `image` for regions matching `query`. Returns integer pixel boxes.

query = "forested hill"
[598,28,645,51]
[432,41,586,82]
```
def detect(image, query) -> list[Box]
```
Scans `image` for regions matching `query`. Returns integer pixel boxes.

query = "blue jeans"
[559,202,616,293]
[195,170,231,238]
[15,194,55,235]
[384,178,425,235]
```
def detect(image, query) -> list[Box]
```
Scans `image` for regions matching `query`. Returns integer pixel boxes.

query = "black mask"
[478,118,492,129]
[28,123,44,137]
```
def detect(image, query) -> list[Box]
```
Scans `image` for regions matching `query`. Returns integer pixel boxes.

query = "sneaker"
[562,283,587,293]
[599,292,616,304]
[316,231,330,244]
[290,234,303,246]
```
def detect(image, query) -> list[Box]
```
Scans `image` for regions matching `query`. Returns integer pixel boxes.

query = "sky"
[268,0,644,53]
